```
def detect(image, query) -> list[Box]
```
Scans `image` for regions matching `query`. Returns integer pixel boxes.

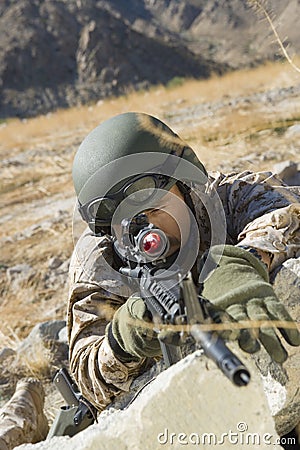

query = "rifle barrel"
[191,325,250,386]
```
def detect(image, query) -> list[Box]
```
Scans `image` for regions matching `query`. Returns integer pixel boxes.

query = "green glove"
[108,294,162,361]
[202,245,300,363]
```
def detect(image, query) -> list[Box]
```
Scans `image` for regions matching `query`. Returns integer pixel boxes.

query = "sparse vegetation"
[247,0,300,74]
[166,76,186,89]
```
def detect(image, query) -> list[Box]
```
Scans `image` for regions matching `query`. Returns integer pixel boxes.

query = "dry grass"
[0,323,54,405]
[1,58,299,152]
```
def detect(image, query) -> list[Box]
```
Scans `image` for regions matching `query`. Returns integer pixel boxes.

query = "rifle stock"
[47,368,97,439]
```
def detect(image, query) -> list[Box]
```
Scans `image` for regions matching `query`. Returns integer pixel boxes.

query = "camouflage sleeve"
[67,230,147,411]
[212,171,300,272]
[237,203,300,271]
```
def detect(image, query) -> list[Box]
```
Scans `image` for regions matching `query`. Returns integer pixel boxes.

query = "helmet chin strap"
[175,181,200,285]
[176,181,196,217]
[88,221,110,236]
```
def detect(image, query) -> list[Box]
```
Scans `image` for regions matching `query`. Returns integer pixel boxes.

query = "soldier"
[0,111,297,449]
[68,111,300,439]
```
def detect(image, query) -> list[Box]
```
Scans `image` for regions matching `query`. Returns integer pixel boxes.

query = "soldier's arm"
[213,170,300,272]
[66,230,147,412]
[67,283,147,412]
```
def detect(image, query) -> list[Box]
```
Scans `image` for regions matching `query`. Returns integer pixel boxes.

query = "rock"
[57,327,68,345]
[253,258,300,436]
[6,264,35,288]
[272,161,300,186]
[2,155,26,166]
[0,347,16,364]
[48,257,63,270]
[19,321,67,349]
[18,320,68,369]
[16,350,282,450]
[285,124,300,138]
[273,258,300,308]
[43,258,70,291]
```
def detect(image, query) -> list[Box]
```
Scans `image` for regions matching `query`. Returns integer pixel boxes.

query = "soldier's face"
[143,184,191,256]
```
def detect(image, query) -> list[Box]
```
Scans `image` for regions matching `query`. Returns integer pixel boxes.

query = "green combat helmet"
[72,112,208,232]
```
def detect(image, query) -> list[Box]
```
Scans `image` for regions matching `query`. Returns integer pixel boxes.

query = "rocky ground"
[0,60,300,447]
[16,351,284,450]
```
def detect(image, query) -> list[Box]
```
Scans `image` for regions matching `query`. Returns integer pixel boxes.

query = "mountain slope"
[0,0,299,118]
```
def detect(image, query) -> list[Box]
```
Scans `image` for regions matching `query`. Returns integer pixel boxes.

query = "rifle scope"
[121,214,170,262]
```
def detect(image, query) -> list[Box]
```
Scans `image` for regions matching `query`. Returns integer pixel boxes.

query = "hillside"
[1,0,300,118]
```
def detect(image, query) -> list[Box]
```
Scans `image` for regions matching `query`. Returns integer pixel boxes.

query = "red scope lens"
[142,232,164,255]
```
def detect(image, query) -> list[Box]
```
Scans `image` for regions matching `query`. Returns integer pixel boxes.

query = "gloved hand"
[107,294,162,361]
[202,245,300,363]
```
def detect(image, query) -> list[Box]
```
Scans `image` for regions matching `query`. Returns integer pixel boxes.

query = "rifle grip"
[158,337,182,368]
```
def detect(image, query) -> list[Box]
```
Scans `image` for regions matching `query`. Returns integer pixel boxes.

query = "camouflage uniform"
[68,171,300,418]
[0,378,48,450]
